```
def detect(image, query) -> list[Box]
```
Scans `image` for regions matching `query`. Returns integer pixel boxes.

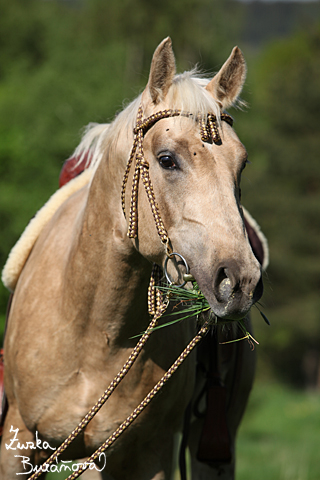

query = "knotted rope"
[27,288,168,480]
[58,319,212,480]
[65,319,212,480]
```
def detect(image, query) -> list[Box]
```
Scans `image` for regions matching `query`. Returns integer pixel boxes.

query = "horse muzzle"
[194,259,263,321]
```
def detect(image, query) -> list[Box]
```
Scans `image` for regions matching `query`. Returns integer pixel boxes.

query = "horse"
[0,38,268,479]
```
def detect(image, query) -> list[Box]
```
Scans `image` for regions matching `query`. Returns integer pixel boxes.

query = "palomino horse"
[0,38,267,479]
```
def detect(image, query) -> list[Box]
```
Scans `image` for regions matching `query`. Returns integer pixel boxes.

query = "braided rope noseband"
[121,105,233,311]
[27,106,233,480]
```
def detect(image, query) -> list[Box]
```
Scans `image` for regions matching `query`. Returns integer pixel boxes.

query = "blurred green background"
[1,0,320,478]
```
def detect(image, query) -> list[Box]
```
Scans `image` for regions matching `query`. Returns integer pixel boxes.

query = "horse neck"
[63,130,152,344]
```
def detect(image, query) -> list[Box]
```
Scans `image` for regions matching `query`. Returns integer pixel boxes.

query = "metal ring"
[164,252,190,288]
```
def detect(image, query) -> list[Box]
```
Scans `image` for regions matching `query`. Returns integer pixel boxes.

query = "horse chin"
[200,287,259,323]
[211,305,252,323]
[215,311,250,323]
[198,307,248,327]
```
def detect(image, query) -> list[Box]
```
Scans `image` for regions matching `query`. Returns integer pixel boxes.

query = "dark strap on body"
[179,329,233,477]
[196,330,232,465]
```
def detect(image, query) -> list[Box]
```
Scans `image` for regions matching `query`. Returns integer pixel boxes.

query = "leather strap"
[196,330,232,465]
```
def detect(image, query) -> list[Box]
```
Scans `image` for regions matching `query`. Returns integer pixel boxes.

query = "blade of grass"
[133,282,263,347]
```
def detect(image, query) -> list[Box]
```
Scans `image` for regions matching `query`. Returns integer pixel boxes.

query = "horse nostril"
[214,267,233,302]
[210,260,263,319]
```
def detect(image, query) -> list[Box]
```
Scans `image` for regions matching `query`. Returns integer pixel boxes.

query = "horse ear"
[145,37,176,105]
[206,47,246,109]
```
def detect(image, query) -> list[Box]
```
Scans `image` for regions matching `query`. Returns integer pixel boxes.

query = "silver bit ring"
[164,252,190,288]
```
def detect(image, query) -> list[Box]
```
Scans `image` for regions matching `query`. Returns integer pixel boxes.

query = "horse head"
[122,38,263,321]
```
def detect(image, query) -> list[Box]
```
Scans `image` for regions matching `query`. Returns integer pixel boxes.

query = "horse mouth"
[189,262,263,323]
[210,282,263,321]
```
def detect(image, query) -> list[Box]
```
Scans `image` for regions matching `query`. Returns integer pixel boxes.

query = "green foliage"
[236,24,320,388]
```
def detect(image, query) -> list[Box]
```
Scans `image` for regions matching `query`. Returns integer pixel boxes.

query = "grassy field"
[236,382,320,480]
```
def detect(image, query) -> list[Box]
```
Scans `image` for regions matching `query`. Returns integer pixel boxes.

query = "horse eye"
[159,155,176,170]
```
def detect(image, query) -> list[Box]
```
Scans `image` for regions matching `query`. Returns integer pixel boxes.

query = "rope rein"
[27,105,232,479]
[63,319,212,480]
[27,299,168,480]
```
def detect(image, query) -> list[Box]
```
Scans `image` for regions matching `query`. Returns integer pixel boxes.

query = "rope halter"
[120,105,233,311]
[121,105,233,244]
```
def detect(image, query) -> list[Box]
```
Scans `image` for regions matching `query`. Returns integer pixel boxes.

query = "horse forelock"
[167,70,221,120]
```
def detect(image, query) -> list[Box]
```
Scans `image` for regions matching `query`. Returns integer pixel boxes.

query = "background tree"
[237,24,320,388]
